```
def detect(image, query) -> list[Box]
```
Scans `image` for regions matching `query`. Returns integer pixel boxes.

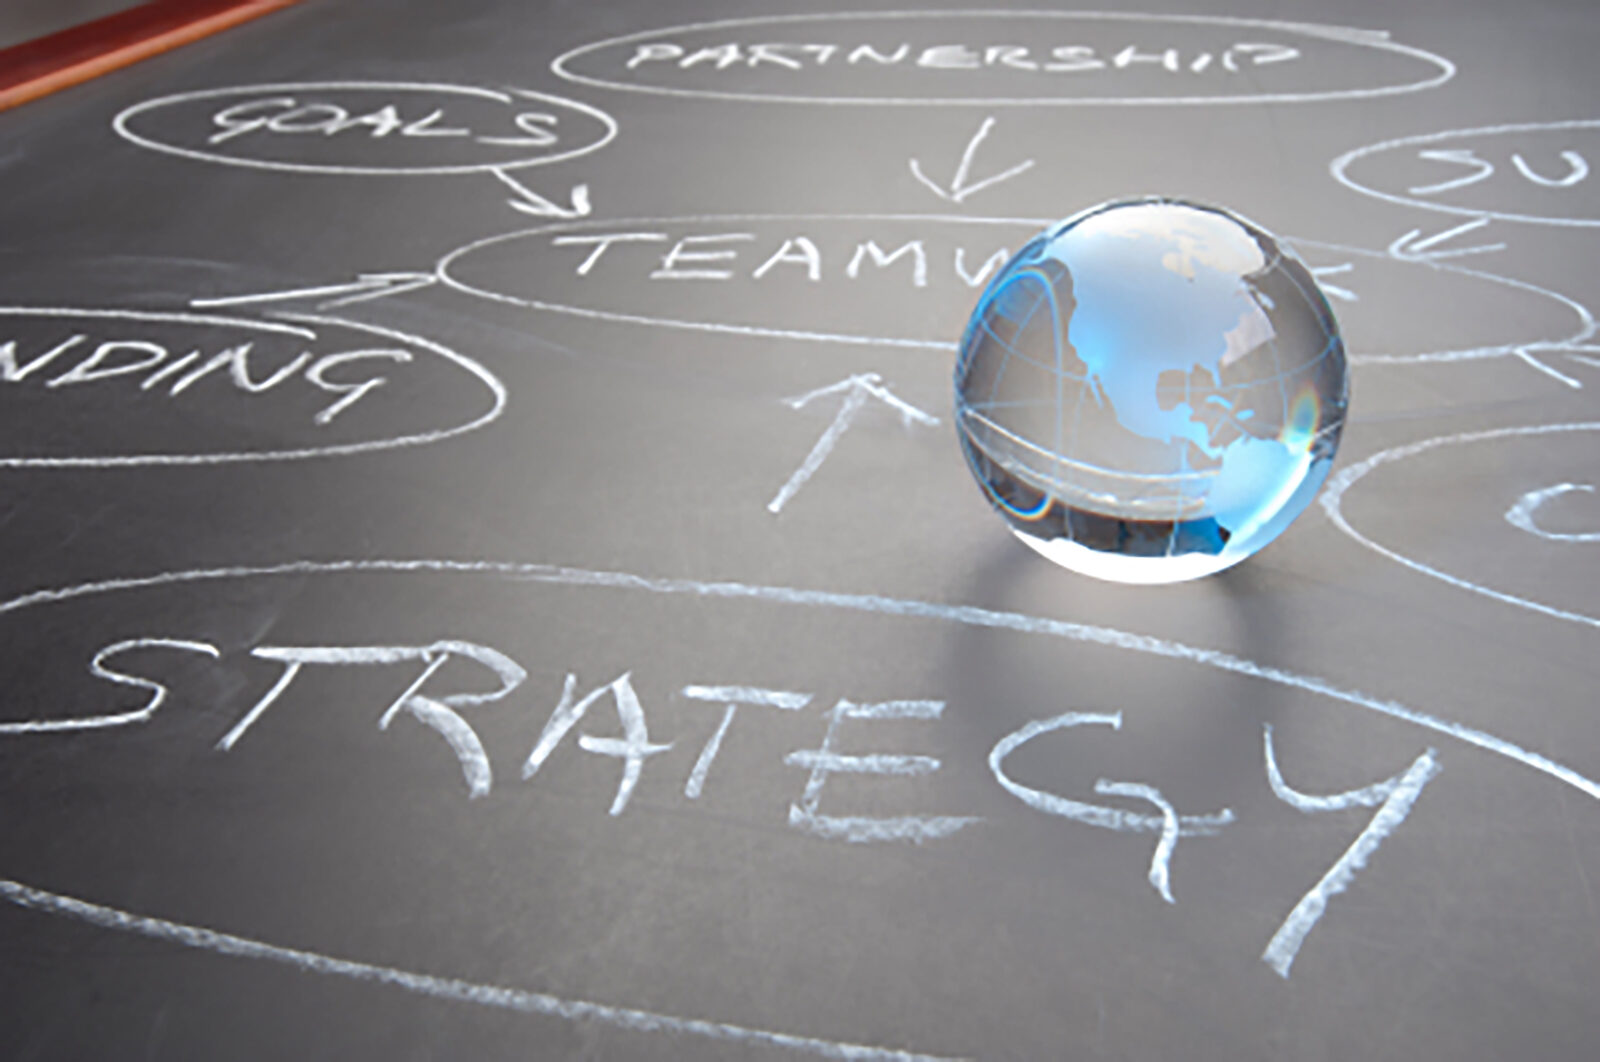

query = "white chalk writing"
[681,685,813,799]
[1505,483,1600,542]
[786,698,979,843]
[1260,725,1440,978]
[768,373,939,515]
[524,672,672,815]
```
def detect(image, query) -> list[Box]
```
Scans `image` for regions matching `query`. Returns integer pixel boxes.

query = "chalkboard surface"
[2,2,1598,1059]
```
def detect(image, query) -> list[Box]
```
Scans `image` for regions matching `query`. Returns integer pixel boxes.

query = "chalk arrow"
[1309,263,1358,303]
[1387,216,1505,264]
[909,116,1035,206]
[767,373,939,515]
[189,271,437,310]
[491,166,591,219]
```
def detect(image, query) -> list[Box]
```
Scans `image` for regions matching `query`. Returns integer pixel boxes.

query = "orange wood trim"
[0,0,303,113]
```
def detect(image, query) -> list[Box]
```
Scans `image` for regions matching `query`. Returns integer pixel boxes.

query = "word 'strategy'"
[551,11,1455,105]
[1331,118,1600,227]
[2,560,1593,945]
[0,308,505,467]
[16,632,1444,981]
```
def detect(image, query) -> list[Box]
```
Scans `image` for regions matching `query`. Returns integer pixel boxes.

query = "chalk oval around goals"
[113,82,618,176]
[0,307,506,467]
[550,10,1455,106]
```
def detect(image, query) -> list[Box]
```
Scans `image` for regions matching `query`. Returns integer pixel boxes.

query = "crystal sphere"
[954,198,1347,584]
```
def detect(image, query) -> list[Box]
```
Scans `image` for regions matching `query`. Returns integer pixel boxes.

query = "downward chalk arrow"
[491,166,591,219]
[190,271,437,310]
[909,116,1035,206]
[767,373,939,515]
[1387,216,1505,264]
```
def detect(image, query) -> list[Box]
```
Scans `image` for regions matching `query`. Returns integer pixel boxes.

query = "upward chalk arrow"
[767,373,939,515]
[909,116,1035,206]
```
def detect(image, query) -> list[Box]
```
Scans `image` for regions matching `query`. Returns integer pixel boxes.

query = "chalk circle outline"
[549,9,1456,107]
[112,81,619,176]
[0,307,507,467]
[0,555,1596,1055]
[1329,118,1600,228]
[434,212,1591,365]
[1322,422,1600,630]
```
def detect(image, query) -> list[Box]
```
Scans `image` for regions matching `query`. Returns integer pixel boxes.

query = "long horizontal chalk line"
[0,556,1594,803]
[0,879,956,1061]
[0,304,316,340]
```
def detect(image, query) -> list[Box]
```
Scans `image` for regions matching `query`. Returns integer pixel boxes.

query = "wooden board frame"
[0,0,302,112]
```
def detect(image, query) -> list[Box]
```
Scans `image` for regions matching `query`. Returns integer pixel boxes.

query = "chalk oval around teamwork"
[1330,118,1600,227]
[112,81,617,176]
[434,213,1587,365]
[0,308,506,467]
[550,10,1455,106]
[1322,422,1600,630]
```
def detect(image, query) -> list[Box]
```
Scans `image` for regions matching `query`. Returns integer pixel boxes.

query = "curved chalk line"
[550,9,1455,107]
[0,310,507,467]
[437,213,1587,365]
[1322,422,1600,629]
[0,879,951,1062]
[1330,118,1600,228]
[1506,483,1600,542]
[0,556,1595,1052]
[1326,255,1595,369]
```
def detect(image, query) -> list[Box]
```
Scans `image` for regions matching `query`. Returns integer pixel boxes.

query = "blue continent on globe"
[955,198,1347,584]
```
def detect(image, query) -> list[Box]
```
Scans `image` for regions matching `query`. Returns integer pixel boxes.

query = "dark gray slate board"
[0,1,1597,1059]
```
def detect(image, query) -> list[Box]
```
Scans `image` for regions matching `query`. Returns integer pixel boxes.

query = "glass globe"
[954,198,1347,584]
